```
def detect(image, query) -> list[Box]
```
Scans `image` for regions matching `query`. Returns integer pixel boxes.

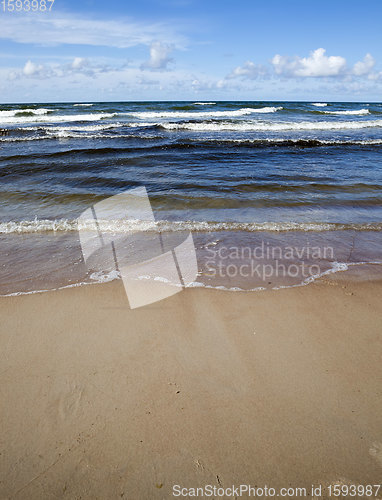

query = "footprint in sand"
[58,381,84,421]
[369,442,382,467]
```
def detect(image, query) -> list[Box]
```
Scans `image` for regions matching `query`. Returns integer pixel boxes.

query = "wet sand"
[1,271,382,499]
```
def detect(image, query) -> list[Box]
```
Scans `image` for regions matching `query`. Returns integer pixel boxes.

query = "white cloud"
[353,53,375,76]
[224,48,380,93]
[9,57,113,80]
[23,60,45,77]
[229,48,378,80]
[227,61,269,80]
[0,14,184,48]
[71,57,86,70]
[3,44,381,102]
[141,42,173,70]
[3,59,382,102]
[272,48,347,77]
[367,71,382,81]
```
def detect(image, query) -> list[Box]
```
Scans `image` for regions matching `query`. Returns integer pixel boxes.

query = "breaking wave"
[178,138,382,147]
[159,119,382,132]
[321,109,370,115]
[0,112,116,125]
[193,102,216,105]
[128,107,282,119]
[0,108,52,117]
[1,218,382,234]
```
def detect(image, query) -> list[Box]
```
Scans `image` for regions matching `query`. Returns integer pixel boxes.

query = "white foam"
[0,219,79,233]
[247,106,283,113]
[44,129,151,140]
[275,260,382,291]
[0,121,155,142]
[73,103,93,107]
[274,262,349,290]
[322,109,370,115]
[45,123,123,133]
[45,130,115,140]
[127,107,282,119]
[90,269,121,282]
[195,137,382,146]
[1,218,381,234]
[3,260,381,298]
[193,102,216,105]
[1,281,86,297]
[0,112,115,125]
[160,119,382,132]
[0,132,157,142]
[312,103,328,107]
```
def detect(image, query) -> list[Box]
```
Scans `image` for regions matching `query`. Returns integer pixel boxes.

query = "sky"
[0,0,381,102]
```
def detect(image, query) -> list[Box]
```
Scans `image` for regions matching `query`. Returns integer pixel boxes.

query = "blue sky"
[0,0,381,102]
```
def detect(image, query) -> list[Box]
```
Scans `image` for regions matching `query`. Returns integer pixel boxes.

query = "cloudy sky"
[0,0,381,102]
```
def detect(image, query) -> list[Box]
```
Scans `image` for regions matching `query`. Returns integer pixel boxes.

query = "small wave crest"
[0,108,52,118]
[322,109,370,115]
[193,102,216,105]
[180,138,382,147]
[312,103,328,107]
[160,119,382,132]
[0,112,116,125]
[128,107,282,119]
[1,218,382,234]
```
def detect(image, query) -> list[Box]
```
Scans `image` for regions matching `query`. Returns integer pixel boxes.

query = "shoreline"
[2,224,382,296]
[2,260,382,299]
[1,272,382,498]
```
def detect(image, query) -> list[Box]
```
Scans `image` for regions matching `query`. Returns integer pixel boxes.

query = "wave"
[0,132,163,142]
[0,112,116,125]
[159,119,382,132]
[0,108,52,117]
[181,138,382,147]
[0,122,147,141]
[2,128,382,147]
[312,103,328,107]
[322,109,370,115]
[73,103,93,107]
[36,123,124,133]
[43,130,164,141]
[2,135,382,149]
[1,218,382,234]
[245,106,282,113]
[193,102,216,105]
[127,107,282,119]
[4,259,382,298]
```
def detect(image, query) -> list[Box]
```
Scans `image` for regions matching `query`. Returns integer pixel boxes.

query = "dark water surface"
[1,101,381,294]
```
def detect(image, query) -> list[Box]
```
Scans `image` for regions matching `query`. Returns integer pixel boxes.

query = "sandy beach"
[1,0,382,497]
[1,269,381,499]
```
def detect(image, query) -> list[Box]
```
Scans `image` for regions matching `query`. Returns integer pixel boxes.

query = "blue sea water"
[0,100,381,294]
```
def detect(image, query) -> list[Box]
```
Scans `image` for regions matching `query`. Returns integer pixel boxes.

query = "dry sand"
[0,271,382,499]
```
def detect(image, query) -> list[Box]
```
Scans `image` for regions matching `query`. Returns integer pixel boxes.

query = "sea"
[1,100,382,296]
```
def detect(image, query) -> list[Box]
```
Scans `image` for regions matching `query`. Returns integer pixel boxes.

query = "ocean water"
[0,100,382,295]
